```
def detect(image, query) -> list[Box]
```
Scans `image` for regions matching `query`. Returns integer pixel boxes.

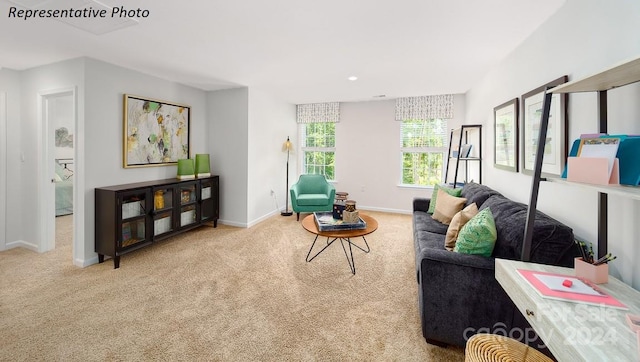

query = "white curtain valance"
[296,102,340,124]
[395,94,454,121]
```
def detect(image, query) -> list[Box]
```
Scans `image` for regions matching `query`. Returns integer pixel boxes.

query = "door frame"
[38,87,77,256]
[0,92,6,250]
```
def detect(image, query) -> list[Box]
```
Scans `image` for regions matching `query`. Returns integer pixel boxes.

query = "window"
[400,118,447,186]
[301,122,336,181]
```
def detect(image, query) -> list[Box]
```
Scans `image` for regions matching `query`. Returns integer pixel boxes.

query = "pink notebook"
[517,269,627,309]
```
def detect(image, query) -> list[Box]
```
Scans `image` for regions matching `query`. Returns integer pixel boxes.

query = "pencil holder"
[575,257,608,284]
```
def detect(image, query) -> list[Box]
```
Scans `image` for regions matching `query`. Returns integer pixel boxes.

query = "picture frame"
[123,94,190,168]
[521,76,568,176]
[493,98,519,172]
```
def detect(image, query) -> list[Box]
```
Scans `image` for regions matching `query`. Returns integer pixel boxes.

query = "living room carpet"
[0,212,464,361]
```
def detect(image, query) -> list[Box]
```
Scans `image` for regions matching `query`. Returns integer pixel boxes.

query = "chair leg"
[297,213,300,221]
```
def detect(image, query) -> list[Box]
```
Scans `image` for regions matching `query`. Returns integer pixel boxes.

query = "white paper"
[579,138,620,177]
[534,274,604,297]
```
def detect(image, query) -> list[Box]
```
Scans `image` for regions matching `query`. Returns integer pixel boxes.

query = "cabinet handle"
[526,309,535,317]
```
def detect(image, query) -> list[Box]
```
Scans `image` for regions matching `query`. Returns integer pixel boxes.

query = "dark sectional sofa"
[412,182,580,352]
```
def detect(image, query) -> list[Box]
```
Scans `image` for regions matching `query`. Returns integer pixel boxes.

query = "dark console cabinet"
[95,176,219,268]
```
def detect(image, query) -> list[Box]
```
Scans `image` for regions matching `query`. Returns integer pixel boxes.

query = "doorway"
[0,92,6,250]
[39,88,76,256]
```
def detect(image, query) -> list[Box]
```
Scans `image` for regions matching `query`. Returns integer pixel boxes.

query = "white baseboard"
[217,219,248,228]
[76,256,99,267]
[247,209,282,228]
[357,205,412,215]
[5,240,39,252]
[211,206,411,230]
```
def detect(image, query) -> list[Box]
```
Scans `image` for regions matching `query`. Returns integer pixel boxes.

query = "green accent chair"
[290,174,336,221]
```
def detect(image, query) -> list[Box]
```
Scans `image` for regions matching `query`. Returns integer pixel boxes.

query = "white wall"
[2,58,295,264]
[82,58,209,264]
[325,95,466,214]
[0,91,5,250]
[19,58,85,253]
[247,88,297,226]
[0,69,21,249]
[465,0,640,289]
[207,87,250,226]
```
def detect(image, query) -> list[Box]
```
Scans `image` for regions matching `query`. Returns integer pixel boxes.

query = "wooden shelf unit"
[523,56,640,261]
[95,176,219,268]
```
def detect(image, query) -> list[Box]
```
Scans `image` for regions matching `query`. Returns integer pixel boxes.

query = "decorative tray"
[313,212,366,231]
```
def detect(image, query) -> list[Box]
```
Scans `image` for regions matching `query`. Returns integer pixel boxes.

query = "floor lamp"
[281,136,293,216]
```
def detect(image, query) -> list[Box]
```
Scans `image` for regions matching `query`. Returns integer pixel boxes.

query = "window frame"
[299,122,337,182]
[399,118,448,187]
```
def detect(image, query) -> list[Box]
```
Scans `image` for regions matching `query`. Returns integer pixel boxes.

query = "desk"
[495,259,640,361]
[301,214,378,274]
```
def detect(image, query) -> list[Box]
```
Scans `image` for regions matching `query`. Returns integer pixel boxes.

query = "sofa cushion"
[428,185,463,214]
[445,203,478,251]
[454,207,497,257]
[461,182,501,209]
[296,194,331,206]
[432,189,467,225]
[480,194,575,265]
[413,211,449,235]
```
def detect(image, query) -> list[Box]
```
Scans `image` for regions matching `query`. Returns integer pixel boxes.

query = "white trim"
[357,206,412,215]
[0,92,6,251]
[217,219,247,228]
[38,88,78,260]
[5,240,39,252]
[78,255,99,267]
[247,208,281,228]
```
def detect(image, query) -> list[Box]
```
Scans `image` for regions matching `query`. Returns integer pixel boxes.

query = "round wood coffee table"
[301,214,378,274]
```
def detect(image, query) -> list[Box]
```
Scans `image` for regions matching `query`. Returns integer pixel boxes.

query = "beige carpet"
[0,212,464,361]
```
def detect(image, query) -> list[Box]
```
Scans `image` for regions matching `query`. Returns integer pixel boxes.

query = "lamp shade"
[282,137,293,152]
[195,154,211,177]
[177,159,195,180]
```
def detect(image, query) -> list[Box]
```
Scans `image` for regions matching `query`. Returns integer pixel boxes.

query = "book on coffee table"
[313,212,366,231]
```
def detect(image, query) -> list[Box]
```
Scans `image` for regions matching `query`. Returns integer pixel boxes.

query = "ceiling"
[0,0,566,104]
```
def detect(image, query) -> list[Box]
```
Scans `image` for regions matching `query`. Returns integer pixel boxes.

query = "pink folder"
[567,157,619,185]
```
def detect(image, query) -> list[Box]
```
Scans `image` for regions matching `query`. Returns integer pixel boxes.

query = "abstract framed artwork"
[123,94,190,168]
[521,76,569,176]
[494,98,519,172]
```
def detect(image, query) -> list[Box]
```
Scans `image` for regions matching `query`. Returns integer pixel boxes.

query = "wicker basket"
[465,334,553,362]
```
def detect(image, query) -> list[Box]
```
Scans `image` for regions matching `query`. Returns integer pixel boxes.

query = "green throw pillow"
[454,207,497,257]
[427,184,463,214]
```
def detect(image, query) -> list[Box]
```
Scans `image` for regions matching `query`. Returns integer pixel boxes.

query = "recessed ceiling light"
[347,76,358,81]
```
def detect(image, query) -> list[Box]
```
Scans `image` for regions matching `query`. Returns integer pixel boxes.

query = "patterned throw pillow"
[445,203,478,251]
[432,189,467,225]
[427,184,463,214]
[454,207,497,257]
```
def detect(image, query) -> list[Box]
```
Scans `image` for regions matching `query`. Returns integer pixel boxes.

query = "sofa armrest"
[418,248,516,347]
[290,182,300,196]
[413,198,431,213]
[325,183,336,201]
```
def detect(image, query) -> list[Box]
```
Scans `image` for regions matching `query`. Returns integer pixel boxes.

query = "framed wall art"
[123,94,190,168]
[494,98,519,172]
[521,76,568,176]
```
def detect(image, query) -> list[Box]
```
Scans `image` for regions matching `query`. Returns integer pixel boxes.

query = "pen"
[576,240,588,262]
[593,253,611,265]
[594,255,617,266]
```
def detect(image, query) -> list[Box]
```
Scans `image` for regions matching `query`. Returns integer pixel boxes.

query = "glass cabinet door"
[119,189,149,249]
[152,186,174,236]
[178,182,198,228]
[200,178,214,222]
